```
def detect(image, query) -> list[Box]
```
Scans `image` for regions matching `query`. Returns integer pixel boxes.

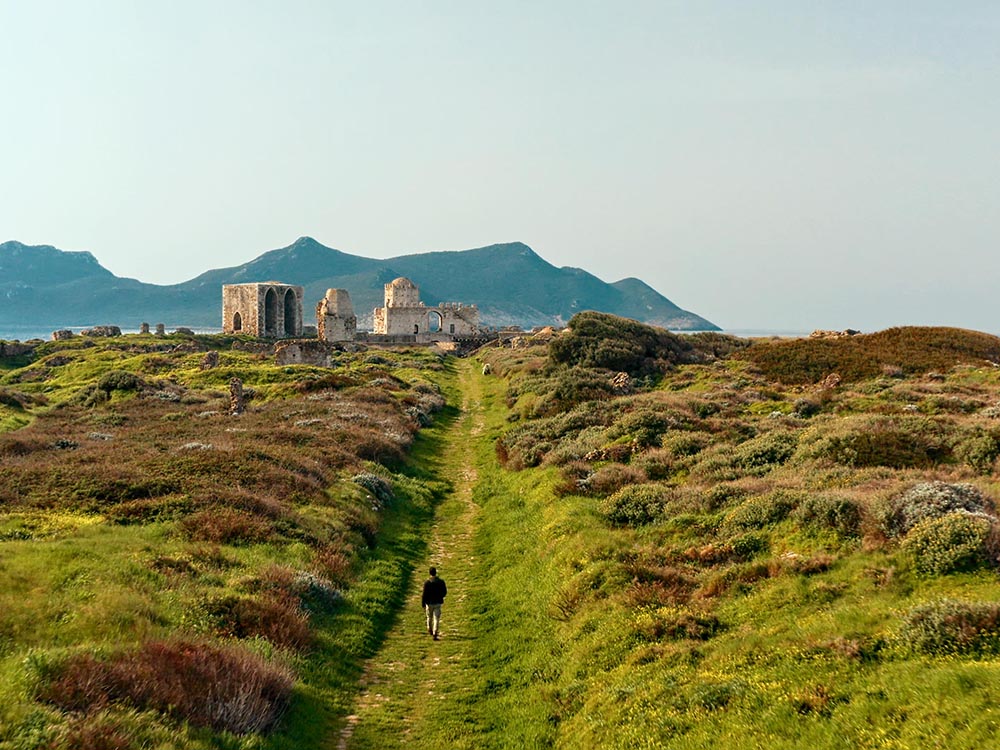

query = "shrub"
[794,494,862,536]
[803,417,950,469]
[180,508,273,544]
[728,531,770,560]
[599,483,673,526]
[549,312,696,377]
[733,431,798,472]
[661,431,710,458]
[700,483,748,511]
[632,448,676,481]
[887,482,994,537]
[793,398,821,418]
[313,543,353,586]
[585,464,647,497]
[721,491,799,534]
[608,408,682,448]
[899,599,1000,655]
[901,513,993,575]
[38,639,294,734]
[736,327,1000,384]
[633,609,722,642]
[956,430,1000,474]
[207,592,312,650]
[352,472,394,511]
[96,370,142,393]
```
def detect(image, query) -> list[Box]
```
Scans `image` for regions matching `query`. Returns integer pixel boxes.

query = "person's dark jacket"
[422,576,447,606]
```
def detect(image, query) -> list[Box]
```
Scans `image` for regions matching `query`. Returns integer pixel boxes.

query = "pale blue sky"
[2,2,998,331]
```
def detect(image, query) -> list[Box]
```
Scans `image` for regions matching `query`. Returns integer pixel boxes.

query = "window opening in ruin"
[414,324,419,334]
[233,312,242,331]
[450,323,455,334]
[264,287,279,337]
[429,311,443,333]
[283,289,298,336]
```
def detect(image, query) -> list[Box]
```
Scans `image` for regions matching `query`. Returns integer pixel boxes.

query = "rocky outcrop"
[81,326,122,337]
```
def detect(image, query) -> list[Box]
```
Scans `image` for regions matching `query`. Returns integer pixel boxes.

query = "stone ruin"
[222,282,304,338]
[372,277,479,340]
[317,289,357,343]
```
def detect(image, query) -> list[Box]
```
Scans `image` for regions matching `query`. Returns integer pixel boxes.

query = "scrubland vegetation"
[6,315,1000,749]
[471,313,1000,748]
[0,333,453,748]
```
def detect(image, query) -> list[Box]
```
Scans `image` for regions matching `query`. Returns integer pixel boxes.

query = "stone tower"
[384,277,421,308]
[373,277,479,337]
[222,282,304,338]
[317,288,357,342]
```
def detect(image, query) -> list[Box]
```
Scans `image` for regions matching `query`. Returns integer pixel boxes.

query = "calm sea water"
[0,325,222,342]
[0,325,809,343]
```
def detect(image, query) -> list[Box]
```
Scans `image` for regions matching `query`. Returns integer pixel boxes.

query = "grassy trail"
[337,358,486,749]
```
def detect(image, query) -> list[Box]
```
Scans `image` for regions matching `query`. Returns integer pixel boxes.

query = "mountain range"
[0,237,718,332]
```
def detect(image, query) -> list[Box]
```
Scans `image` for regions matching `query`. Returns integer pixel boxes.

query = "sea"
[0,325,811,343]
[0,325,223,342]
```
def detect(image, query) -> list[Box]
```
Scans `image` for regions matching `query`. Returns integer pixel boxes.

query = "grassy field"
[0,334,456,749]
[5,320,1000,748]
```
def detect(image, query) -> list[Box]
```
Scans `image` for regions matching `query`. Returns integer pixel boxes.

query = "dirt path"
[336,359,484,750]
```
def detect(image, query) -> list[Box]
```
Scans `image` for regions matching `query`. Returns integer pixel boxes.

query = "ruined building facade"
[316,288,357,342]
[222,283,304,338]
[372,277,479,338]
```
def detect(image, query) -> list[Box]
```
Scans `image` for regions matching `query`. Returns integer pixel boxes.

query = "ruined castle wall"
[317,289,357,342]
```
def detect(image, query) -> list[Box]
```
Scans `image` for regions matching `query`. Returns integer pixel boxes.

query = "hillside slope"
[0,238,718,332]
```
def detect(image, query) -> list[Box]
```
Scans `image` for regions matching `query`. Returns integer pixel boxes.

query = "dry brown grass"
[39,639,294,735]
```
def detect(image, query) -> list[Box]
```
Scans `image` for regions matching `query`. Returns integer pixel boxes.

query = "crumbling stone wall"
[317,288,357,342]
[373,277,479,337]
[274,340,340,367]
[222,283,304,338]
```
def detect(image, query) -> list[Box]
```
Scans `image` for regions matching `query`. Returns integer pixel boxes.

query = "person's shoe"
[433,633,439,640]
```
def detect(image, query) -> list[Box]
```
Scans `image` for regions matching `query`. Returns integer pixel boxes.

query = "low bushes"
[901,513,993,575]
[583,464,647,497]
[38,639,294,734]
[793,494,862,536]
[886,482,994,537]
[732,431,798,473]
[207,591,312,650]
[801,416,951,469]
[721,491,799,535]
[598,484,674,526]
[899,599,1000,655]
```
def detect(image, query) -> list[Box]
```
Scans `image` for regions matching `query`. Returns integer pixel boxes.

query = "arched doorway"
[233,312,242,332]
[264,288,278,337]
[283,289,298,336]
[428,311,443,333]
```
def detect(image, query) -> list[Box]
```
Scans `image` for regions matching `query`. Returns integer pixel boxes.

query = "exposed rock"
[81,326,122,338]
[810,329,861,339]
[173,327,194,335]
[51,329,74,341]
[610,371,633,393]
[201,351,220,370]
[821,373,843,389]
[275,340,336,366]
[229,377,245,416]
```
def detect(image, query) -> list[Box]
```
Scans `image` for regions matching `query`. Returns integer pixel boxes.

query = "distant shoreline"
[0,325,224,342]
[2,325,811,343]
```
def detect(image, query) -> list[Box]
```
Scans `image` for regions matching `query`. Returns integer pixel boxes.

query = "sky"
[2,1,998,332]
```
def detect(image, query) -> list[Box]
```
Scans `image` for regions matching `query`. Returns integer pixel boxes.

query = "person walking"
[422,566,447,640]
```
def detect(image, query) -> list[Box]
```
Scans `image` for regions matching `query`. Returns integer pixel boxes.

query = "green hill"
[0,237,718,332]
